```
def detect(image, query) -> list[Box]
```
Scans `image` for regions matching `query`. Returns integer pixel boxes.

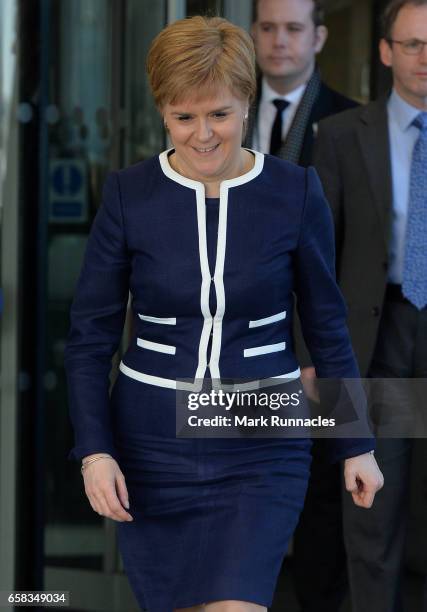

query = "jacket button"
[211,277,214,282]
[372,306,380,317]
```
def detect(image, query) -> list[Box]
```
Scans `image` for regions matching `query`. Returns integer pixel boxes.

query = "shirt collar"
[260,77,307,107]
[388,89,422,131]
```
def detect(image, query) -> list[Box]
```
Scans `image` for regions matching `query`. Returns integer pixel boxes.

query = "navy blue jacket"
[64,150,374,462]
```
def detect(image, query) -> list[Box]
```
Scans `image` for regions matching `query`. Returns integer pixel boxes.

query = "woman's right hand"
[344,452,384,509]
[81,454,133,522]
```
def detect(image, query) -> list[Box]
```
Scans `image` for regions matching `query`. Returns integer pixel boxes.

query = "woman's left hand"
[344,452,384,509]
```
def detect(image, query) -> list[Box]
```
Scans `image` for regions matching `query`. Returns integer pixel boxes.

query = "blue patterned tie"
[402,112,427,310]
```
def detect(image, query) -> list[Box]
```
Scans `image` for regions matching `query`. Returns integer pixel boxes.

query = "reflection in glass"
[123,0,165,164]
[44,0,170,583]
[45,0,115,571]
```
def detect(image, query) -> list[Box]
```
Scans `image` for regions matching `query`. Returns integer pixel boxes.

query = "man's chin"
[265,69,297,81]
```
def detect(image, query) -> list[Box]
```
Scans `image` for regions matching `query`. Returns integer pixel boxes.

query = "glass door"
[0,0,19,607]
[40,1,165,609]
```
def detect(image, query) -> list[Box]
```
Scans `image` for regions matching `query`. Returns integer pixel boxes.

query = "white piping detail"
[158,148,265,385]
[119,361,299,392]
[159,151,212,383]
[272,367,301,380]
[208,182,227,381]
[120,361,201,391]
[120,362,177,389]
[244,342,286,358]
[138,314,176,325]
[195,183,212,379]
[159,148,264,190]
[219,368,301,391]
[194,183,213,381]
[208,150,265,381]
[137,338,176,355]
[249,310,287,328]
[159,150,204,190]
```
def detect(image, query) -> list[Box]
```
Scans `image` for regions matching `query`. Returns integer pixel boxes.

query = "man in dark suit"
[312,1,427,610]
[247,2,360,611]
[246,0,357,167]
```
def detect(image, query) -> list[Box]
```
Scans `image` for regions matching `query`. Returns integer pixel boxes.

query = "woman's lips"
[192,144,220,155]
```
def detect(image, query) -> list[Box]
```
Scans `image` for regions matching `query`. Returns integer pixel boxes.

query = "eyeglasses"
[387,38,427,55]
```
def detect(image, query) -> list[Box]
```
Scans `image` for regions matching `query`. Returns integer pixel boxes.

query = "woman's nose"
[195,118,213,141]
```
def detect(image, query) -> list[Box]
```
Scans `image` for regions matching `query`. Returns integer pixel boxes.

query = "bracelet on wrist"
[81,455,114,474]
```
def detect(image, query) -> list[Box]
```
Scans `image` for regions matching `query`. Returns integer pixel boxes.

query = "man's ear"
[379,38,393,68]
[314,25,328,53]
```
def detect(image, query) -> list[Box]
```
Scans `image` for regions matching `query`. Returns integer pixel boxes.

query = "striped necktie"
[402,112,427,310]
[269,99,290,155]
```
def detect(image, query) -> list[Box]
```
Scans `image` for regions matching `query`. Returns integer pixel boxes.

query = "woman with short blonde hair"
[147,16,256,108]
[65,15,383,612]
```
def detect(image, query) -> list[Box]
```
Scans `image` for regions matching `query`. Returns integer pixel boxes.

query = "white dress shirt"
[252,78,307,154]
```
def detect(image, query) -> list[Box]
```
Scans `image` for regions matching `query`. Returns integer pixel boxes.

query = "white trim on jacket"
[156,148,264,389]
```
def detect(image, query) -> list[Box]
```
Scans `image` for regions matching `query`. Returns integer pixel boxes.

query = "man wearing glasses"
[310,0,427,610]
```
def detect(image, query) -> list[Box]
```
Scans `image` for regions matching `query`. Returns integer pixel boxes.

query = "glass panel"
[187,0,223,16]
[318,6,352,96]
[43,0,168,584]
[319,0,373,102]
[123,0,166,165]
[0,0,19,591]
[44,0,115,572]
[0,0,17,244]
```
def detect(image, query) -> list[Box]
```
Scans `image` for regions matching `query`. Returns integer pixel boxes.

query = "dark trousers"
[293,439,347,612]
[293,296,427,612]
[343,297,427,612]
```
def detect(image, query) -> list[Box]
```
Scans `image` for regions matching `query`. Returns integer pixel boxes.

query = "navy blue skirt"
[112,372,312,611]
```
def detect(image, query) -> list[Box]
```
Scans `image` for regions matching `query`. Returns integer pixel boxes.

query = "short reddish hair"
[146,16,256,109]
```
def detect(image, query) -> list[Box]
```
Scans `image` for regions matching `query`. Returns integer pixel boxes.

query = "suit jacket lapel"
[356,96,393,248]
[298,85,329,167]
